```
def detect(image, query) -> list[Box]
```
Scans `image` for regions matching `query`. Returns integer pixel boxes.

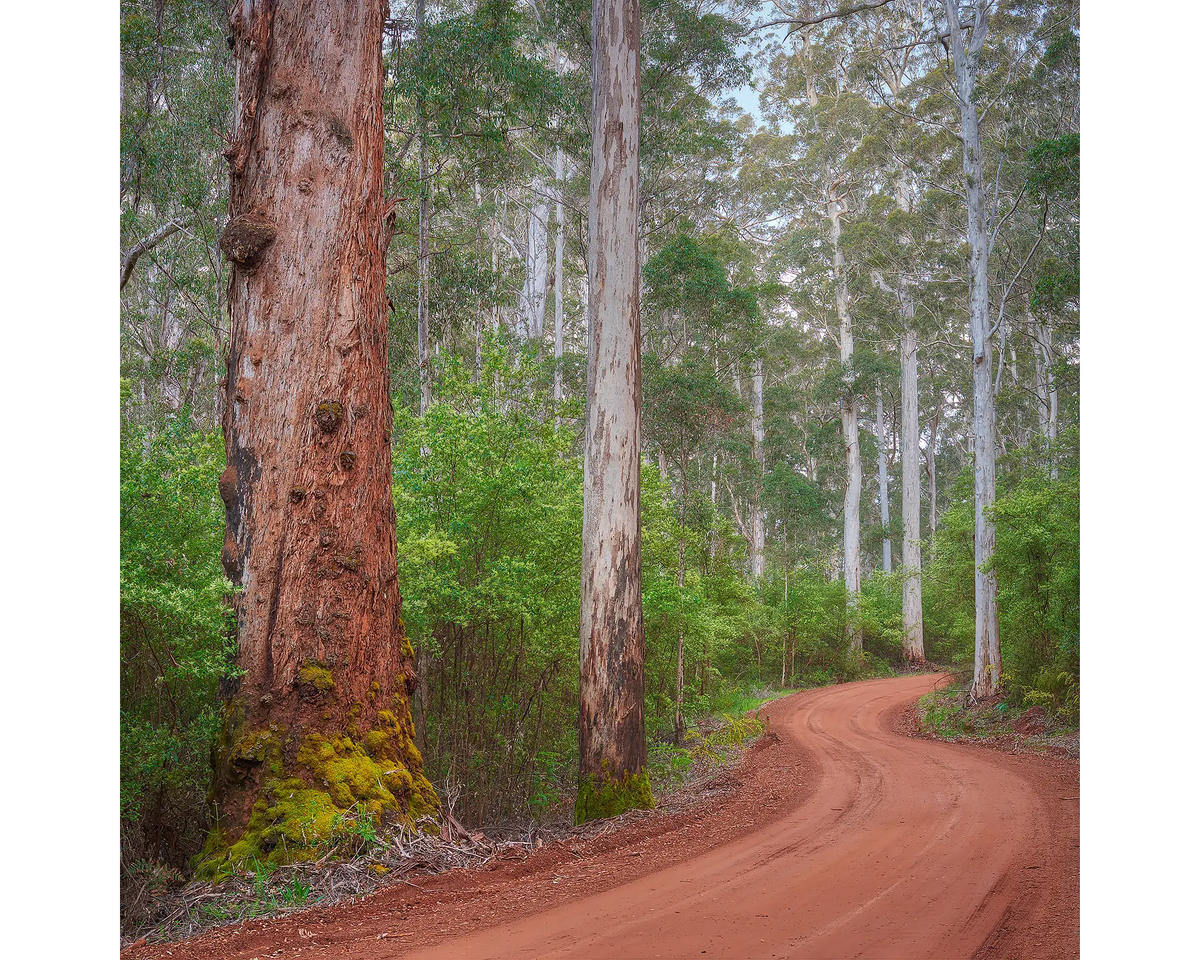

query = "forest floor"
[122,674,1079,959]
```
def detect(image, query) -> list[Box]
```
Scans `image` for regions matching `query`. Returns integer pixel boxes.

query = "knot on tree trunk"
[220,214,278,266]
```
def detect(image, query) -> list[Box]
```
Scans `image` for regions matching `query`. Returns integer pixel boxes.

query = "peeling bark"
[578,0,649,821]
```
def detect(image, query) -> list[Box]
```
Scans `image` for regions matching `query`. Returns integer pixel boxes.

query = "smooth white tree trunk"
[751,356,766,580]
[521,178,549,343]
[875,384,891,574]
[900,328,924,660]
[831,201,861,650]
[946,0,1000,698]
[554,147,565,402]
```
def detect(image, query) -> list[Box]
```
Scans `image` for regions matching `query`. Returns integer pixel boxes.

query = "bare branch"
[989,197,1048,339]
[765,1,899,33]
[121,217,187,290]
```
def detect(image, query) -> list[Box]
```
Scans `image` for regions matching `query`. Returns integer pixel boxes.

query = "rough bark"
[577,0,651,824]
[203,0,435,876]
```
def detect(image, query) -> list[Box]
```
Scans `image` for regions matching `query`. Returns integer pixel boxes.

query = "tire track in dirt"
[126,675,1078,960]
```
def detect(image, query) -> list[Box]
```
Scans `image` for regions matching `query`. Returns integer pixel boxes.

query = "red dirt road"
[128,675,1079,959]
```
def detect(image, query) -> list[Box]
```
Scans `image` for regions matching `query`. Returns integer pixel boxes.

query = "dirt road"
[128,675,1078,959]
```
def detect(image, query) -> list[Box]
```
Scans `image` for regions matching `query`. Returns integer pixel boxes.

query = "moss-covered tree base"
[574,768,654,825]
[195,695,438,880]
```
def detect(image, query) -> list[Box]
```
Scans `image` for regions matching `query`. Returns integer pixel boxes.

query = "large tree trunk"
[416,0,432,414]
[751,356,766,580]
[900,328,924,660]
[875,383,891,574]
[554,146,565,402]
[577,0,651,824]
[946,0,1000,699]
[204,0,436,876]
[674,528,686,746]
[831,201,861,651]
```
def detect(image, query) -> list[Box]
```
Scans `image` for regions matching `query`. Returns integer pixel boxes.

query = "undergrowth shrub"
[924,460,1080,724]
[121,415,234,871]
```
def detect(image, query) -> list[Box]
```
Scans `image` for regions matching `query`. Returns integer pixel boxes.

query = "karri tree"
[200,0,436,875]
[577,0,653,823]
[942,0,1000,698]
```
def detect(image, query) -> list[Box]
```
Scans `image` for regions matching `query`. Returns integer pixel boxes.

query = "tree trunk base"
[195,691,438,879]
[574,768,654,825]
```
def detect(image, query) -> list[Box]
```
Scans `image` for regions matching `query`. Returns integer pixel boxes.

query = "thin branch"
[989,196,1048,338]
[121,217,187,290]
[756,1,898,34]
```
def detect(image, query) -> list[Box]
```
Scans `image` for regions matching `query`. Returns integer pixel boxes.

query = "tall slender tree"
[577,0,652,823]
[943,0,1000,698]
[202,0,436,874]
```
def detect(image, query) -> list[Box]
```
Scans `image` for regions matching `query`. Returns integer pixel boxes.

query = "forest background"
[116,0,1083,857]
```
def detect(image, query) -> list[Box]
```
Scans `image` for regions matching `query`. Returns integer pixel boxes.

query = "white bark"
[554,147,565,402]
[900,328,924,660]
[579,0,646,792]
[416,0,432,415]
[751,357,766,580]
[875,384,892,574]
[945,0,1000,699]
[926,398,941,546]
[831,199,861,650]
[1034,317,1058,478]
[521,177,550,342]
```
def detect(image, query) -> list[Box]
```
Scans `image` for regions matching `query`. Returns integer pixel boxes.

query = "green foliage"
[857,572,905,664]
[1026,133,1080,199]
[924,461,1080,723]
[120,417,233,869]
[990,469,1080,722]
[393,348,584,823]
[331,804,382,858]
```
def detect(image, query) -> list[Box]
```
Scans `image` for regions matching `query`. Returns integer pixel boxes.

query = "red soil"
[124,674,1078,959]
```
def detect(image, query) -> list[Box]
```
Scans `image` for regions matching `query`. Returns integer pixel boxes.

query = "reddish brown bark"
[208,0,434,866]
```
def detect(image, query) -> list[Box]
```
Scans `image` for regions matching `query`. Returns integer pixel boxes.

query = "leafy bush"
[392,351,584,824]
[924,462,1080,723]
[121,417,234,869]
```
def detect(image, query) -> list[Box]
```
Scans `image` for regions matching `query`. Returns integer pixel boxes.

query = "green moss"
[196,706,439,878]
[574,766,654,825]
[299,661,335,694]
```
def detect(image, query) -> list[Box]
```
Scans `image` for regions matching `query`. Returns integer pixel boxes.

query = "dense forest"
[119,0,1079,899]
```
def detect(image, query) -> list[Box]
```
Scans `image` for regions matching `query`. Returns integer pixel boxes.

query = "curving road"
[406,674,1078,959]
[127,675,1078,960]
